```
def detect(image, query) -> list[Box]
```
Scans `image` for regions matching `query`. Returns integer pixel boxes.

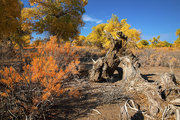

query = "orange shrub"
[0,36,80,119]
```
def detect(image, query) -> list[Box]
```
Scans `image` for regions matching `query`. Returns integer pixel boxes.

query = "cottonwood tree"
[0,0,31,65]
[0,0,23,49]
[0,0,31,44]
[0,0,22,38]
[149,35,161,47]
[72,35,86,46]
[137,40,149,48]
[156,41,172,47]
[174,29,180,48]
[86,14,141,49]
[21,0,88,43]
[86,23,107,49]
[0,0,30,45]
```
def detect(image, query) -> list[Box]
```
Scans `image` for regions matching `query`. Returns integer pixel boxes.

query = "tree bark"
[89,31,140,82]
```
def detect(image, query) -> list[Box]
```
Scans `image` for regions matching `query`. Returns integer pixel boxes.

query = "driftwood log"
[89,31,140,82]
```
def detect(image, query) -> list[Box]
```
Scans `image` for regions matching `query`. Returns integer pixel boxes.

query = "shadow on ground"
[46,78,127,120]
[141,73,156,82]
[44,85,102,120]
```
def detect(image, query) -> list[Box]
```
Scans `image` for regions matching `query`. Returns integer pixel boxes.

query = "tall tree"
[174,29,180,48]
[87,23,107,49]
[176,29,180,37]
[86,14,141,49]
[0,0,31,71]
[0,0,22,38]
[0,0,30,46]
[21,0,88,43]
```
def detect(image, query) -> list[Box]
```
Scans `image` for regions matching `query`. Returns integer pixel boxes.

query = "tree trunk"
[89,31,140,82]
[19,45,24,72]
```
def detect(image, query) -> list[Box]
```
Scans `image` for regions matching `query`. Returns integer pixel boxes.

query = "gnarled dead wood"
[89,31,180,119]
[89,31,140,82]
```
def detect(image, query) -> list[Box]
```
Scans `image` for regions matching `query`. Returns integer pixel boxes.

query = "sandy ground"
[77,67,180,120]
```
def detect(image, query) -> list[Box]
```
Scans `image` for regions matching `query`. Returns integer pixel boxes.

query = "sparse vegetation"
[0,0,180,120]
[0,36,80,119]
[134,48,180,68]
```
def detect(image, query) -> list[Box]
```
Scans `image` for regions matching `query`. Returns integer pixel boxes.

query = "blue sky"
[81,0,180,43]
[22,0,180,43]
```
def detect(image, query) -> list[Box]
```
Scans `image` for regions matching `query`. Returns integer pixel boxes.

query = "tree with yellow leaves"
[87,23,107,49]
[0,0,30,46]
[0,0,32,45]
[0,0,31,67]
[137,40,149,48]
[156,41,172,47]
[176,29,180,37]
[86,14,141,49]
[0,0,25,48]
[21,0,88,43]
[0,0,22,38]
[73,35,86,46]
[174,29,180,48]
[149,36,161,47]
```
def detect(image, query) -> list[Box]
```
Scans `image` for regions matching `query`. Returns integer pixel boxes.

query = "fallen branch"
[123,99,156,120]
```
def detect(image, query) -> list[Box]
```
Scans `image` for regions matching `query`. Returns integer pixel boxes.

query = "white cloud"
[82,15,103,24]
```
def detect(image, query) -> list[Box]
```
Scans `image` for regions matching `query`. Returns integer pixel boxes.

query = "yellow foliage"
[174,29,180,48]
[86,14,141,49]
[137,40,150,49]
[73,35,86,46]
[176,29,180,37]
[22,0,87,41]
[0,0,22,36]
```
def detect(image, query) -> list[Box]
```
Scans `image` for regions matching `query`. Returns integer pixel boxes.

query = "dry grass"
[133,48,180,68]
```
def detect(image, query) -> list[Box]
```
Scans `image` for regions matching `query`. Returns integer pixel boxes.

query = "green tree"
[21,0,88,43]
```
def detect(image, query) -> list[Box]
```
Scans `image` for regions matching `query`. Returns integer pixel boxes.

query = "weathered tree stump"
[89,31,180,119]
[119,53,141,80]
[89,31,140,82]
[156,72,179,101]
